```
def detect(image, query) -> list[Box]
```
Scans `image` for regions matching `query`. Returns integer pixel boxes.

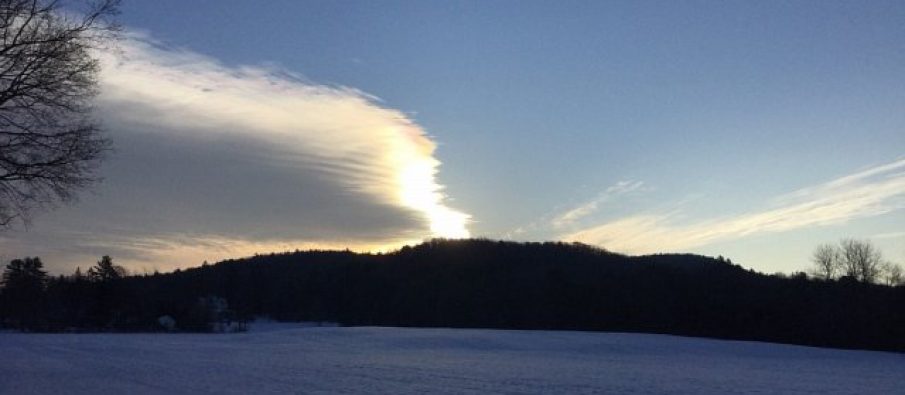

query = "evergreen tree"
[88,256,127,282]
[0,257,48,329]
[73,266,84,281]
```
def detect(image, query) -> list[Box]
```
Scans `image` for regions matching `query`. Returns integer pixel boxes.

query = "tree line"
[1,239,903,352]
[0,255,128,330]
[809,238,902,286]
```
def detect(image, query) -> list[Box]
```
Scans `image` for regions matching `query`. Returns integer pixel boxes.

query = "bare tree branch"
[0,0,118,227]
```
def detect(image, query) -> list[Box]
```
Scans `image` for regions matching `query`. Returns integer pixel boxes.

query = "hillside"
[4,239,904,351]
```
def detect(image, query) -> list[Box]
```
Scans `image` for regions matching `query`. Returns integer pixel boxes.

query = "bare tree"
[880,261,902,287]
[0,0,118,227]
[810,243,840,280]
[838,238,883,283]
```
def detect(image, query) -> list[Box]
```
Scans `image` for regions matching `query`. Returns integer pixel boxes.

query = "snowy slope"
[1,326,902,394]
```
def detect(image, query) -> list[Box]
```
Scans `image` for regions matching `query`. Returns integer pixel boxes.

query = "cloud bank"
[561,158,905,254]
[0,34,470,272]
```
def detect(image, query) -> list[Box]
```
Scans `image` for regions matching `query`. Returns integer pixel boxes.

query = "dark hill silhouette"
[3,239,904,352]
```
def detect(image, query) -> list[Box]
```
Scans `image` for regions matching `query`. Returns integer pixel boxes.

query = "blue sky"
[2,1,903,273]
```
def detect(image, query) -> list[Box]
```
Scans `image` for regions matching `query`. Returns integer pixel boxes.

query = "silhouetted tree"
[0,256,47,328]
[72,266,84,281]
[87,255,126,282]
[811,243,840,280]
[839,239,883,283]
[880,261,902,286]
[0,0,119,227]
[83,255,127,328]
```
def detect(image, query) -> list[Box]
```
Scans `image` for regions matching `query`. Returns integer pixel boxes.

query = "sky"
[1,0,903,274]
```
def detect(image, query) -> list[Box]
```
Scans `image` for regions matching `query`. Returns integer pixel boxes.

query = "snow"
[1,325,902,394]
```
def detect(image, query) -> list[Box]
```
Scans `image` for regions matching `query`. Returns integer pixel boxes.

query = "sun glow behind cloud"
[97,35,470,241]
[0,33,475,272]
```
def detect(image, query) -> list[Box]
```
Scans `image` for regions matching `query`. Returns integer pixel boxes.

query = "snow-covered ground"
[2,325,902,394]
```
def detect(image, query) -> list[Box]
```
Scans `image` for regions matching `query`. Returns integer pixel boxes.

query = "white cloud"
[0,34,471,272]
[551,181,644,229]
[561,158,905,254]
[97,35,470,239]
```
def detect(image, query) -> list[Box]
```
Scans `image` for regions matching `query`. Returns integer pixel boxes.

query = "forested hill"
[7,239,905,352]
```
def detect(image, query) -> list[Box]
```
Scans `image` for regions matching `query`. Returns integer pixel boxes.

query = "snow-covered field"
[2,325,902,394]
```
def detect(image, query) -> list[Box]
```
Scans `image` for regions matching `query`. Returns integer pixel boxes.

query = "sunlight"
[90,37,473,253]
[397,156,471,239]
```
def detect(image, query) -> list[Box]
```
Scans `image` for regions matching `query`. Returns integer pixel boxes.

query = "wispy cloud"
[561,158,905,254]
[872,231,905,240]
[501,180,645,240]
[551,181,645,229]
[1,33,470,272]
